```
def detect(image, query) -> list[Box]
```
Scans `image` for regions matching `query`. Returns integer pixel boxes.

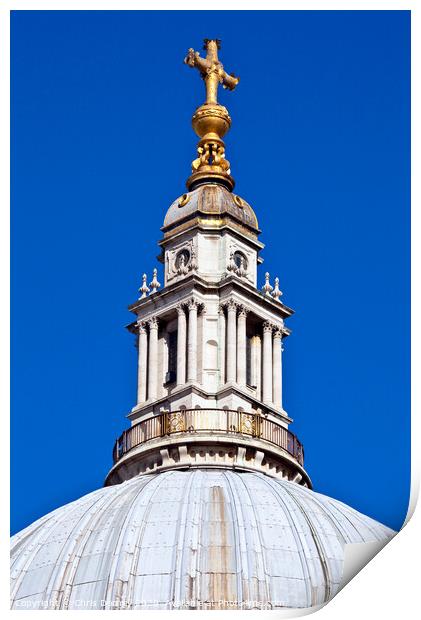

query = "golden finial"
[184,39,239,105]
[184,39,239,191]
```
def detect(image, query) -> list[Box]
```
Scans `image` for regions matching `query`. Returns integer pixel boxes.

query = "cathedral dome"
[10,470,394,610]
[162,183,260,239]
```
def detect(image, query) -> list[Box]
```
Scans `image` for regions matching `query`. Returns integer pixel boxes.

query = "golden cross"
[184,39,239,105]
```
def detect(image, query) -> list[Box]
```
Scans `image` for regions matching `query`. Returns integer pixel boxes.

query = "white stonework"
[163,230,259,287]
[10,52,396,613]
[10,470,395,611]
[10,175,396,613]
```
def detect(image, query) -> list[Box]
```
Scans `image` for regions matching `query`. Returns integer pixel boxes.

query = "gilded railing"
[112,409,304,466]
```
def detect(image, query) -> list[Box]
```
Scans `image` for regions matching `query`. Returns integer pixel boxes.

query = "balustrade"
[113,408,304,466]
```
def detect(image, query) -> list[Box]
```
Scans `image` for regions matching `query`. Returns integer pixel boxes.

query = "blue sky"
[11,10,410,533]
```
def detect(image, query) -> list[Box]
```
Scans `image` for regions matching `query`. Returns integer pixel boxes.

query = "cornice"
[127,273,294,321]
[127,382,293,425]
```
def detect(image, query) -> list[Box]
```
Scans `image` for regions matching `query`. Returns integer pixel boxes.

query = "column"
[280,339,284,409]
[237,306,248,386]
[272,328,283,409]
[226,300,237,383]
[147,317,159,400]
[262,321,273,404]
[218,305,226,386]
[176,305,187,386]
[137,321,148,404]
[251,335,261,397]
[187,299,198,382]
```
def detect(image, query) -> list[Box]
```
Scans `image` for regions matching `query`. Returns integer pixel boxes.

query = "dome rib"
[10,470,395,610]
[162,184,260,236]
[11,487,112,607]
[226,470,273,605]
[103,473,163,609]
[220,470,246,603]
[50,483,138,609]
[265,475,333,604]
[247,472,325,607]
[172,468,201,607]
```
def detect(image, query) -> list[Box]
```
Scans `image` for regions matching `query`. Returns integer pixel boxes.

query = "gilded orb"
[192,103,232,141]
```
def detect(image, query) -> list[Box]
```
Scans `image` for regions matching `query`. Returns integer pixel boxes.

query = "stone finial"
[138,273,150,299]
[149,268,161,294]
[262,272,273,297]
[271,277,283,302]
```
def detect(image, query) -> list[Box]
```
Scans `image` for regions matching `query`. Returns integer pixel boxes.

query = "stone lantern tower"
[105,39,309,489]
[10,40,394,611]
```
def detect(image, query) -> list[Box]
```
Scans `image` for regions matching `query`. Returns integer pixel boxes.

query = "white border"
[2,2,417,618]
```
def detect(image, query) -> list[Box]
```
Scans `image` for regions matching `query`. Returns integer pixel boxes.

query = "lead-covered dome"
[10,470,394,610]
[162,183,259,240]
